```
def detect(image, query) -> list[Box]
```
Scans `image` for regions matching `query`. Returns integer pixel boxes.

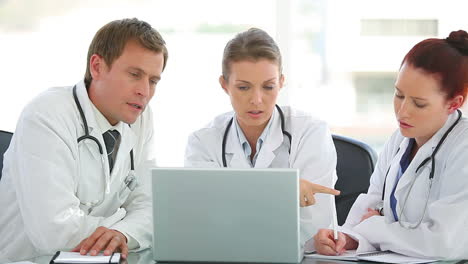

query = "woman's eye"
[414,101,427,108]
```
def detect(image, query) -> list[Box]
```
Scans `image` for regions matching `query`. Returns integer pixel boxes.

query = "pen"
[331,195,338,240]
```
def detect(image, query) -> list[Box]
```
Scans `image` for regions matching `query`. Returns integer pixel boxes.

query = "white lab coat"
[184,106,338,246]
[342,111,468,259]
[0,80,154,262]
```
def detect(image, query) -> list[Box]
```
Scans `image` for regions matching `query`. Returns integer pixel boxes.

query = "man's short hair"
[84,18,168,87]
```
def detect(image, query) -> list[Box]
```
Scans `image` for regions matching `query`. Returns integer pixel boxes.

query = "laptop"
[151,168,301,263]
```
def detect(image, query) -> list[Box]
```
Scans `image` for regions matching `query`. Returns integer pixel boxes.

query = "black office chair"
[333,134,378,225]
[0,130,13,181]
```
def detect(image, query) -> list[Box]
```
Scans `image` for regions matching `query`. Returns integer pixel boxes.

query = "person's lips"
[127,102,143,110]
[399,120,413,128]
[247,110,263,118]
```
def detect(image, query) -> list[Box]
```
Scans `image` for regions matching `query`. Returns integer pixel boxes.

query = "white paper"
[53,251,120,263]
[358,251,437,264]
[305,250,359,261]
[306,250,437,264]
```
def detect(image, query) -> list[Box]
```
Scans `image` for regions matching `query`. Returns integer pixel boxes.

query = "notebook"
[151,168,301,263]
[49,251,120,264]
[306,250,437,264]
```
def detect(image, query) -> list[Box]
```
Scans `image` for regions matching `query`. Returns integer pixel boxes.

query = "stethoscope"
[72,86,137,210]
[221,104,292,167]
[379,109,462,229]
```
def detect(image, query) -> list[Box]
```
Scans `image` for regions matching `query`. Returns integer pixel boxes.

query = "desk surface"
[28,250,462,264]
[27,250,348,264]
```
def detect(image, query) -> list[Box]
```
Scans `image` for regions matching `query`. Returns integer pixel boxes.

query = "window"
[361,19,438,36]
[1,0,467,165]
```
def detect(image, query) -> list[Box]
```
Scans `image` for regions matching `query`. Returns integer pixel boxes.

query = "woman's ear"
[279,74,285,90]
[219,75,229,95]
[447,95,464,114]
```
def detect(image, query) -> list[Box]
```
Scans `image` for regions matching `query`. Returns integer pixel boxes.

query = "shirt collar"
[233,111,275,163]
[90,101,124,135]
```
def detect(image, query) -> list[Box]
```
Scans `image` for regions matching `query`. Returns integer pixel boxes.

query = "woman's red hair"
[401,30,468,103]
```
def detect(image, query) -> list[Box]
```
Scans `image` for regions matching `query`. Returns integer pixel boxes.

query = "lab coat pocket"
[118,182,133,202]
[76,147,106,207]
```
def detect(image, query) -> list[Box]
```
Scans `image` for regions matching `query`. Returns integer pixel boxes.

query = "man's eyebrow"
[128,66,161,80]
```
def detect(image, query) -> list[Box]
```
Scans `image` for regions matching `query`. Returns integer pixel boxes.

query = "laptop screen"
[152,168,301,263]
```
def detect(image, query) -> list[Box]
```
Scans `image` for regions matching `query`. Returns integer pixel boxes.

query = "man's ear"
[219,75,229,95]
[447,95,464,114]
[89,54,105,80]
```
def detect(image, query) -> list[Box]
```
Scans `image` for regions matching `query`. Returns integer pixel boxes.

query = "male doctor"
[0,18,167,262]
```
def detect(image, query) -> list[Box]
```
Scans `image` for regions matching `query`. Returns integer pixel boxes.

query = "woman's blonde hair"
[222,28,282,80]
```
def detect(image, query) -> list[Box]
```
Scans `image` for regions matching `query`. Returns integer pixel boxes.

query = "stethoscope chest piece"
[125,173,137,191]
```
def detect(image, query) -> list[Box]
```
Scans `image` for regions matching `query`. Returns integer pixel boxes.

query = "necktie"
[103,130,120,173]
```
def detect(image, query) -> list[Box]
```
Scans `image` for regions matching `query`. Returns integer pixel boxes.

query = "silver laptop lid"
[152,168,301,263]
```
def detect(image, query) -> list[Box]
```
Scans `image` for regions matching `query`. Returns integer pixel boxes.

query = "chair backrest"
[0,130,13,181]
[333,134,377,225]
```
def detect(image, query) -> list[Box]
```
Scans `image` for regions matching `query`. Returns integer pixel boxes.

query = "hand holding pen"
[313,229,358,255]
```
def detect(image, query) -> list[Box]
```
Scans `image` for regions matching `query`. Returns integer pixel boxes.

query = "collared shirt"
[90,104,124,162]
[390,138,416,221]
[233,111,275,167]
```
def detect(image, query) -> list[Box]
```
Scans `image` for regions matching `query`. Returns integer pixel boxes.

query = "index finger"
[335,232,347,254]
[312,184,340,196]
[80,227,108,254]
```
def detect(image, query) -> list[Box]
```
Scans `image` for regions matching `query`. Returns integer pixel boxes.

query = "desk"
[28,250,464,264]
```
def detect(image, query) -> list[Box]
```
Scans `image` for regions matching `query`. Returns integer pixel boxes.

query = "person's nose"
[396,98,411,118]
[136,80,151,98]
[250,88,263,106]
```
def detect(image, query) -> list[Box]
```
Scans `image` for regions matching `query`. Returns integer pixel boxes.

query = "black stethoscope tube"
[381,109,462,201]
[73,85,134,171]
[222,104,292,167]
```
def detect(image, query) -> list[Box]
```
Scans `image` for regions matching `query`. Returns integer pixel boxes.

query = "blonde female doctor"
[314,30,468,259]
[184,28,340,245]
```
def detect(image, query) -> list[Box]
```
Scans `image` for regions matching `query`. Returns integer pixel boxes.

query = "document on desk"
[50,251,121,264]
[4,261,35,264]
[305,250,438,264]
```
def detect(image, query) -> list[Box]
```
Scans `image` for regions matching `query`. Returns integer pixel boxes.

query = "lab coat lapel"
[254,109,282,168]
[225,118,251,168]
[394,141,431,195]
[75,81,107,167]
[382,138,407,202]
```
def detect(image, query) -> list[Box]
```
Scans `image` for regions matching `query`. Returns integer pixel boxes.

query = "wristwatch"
[374,205,384,216]
[374,202,384,216]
